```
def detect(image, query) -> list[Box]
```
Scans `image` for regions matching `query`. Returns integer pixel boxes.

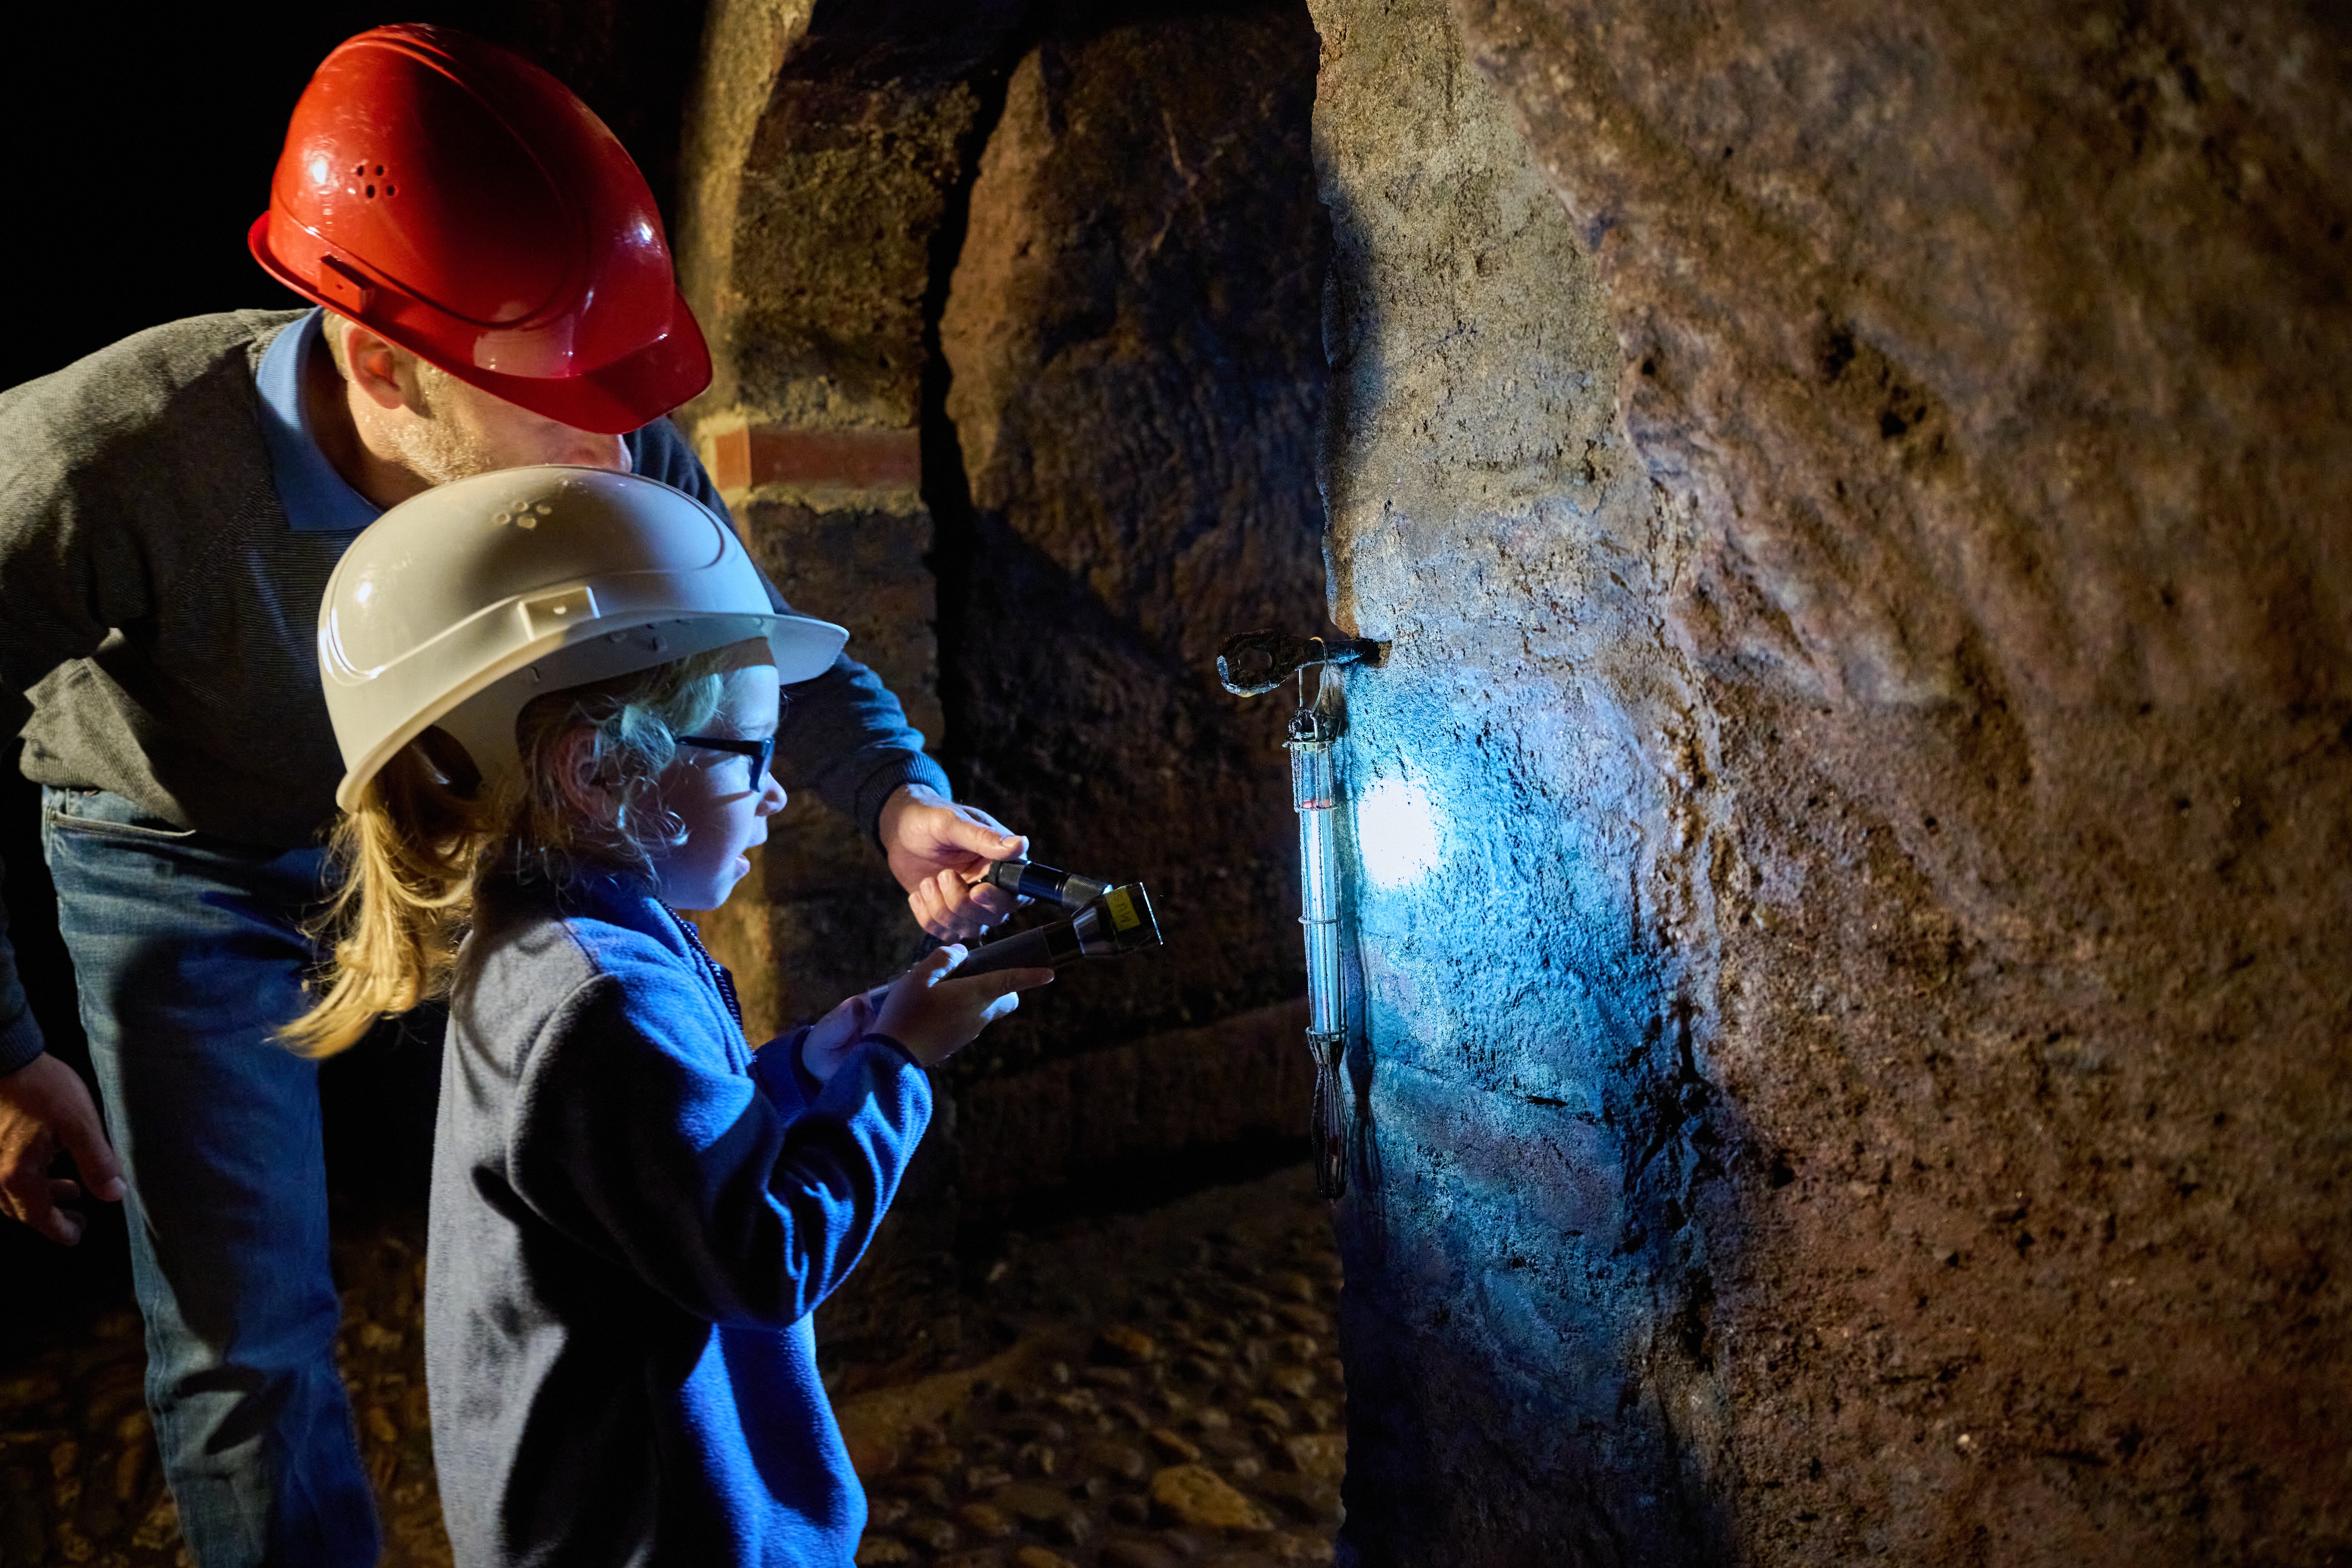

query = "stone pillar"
[673,1,1335,1349]
[934,0,1333,1215]
[674,0,1011,1035]
[671,0,1032,1355]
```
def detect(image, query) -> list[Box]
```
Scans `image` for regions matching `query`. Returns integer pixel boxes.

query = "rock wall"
[676,0,1007,1035]
[1307,0,1730,1556]
[934,0,1330,1143]
[1312,0,2352,1562]
[678,0,1331,1234]
[680,0,2351,1555]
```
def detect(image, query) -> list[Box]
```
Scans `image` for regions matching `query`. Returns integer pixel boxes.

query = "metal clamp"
[1216,630,1386,696]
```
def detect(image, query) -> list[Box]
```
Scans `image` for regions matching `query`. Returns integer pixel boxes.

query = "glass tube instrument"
[1289,663,1347,1199]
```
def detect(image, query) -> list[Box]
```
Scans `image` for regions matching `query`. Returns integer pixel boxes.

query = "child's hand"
[797,984,892,1086]
[874,946,1054,1068]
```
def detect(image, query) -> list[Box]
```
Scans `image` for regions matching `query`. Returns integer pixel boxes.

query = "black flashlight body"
[975,858,1112,912]
[957,881,1163,975]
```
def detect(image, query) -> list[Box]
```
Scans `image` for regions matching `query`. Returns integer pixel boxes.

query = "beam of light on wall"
[1358,774,1443,891]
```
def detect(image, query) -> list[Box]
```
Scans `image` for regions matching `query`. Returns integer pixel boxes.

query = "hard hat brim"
[318,466,849,812]
[248,215,713,435]
[329,609,847,814]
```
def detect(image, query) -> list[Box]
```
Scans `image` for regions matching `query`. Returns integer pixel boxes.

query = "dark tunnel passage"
[5,0,2351,1565]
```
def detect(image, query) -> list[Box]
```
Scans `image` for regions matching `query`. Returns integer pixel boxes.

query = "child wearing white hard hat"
[289,466,1052,1567]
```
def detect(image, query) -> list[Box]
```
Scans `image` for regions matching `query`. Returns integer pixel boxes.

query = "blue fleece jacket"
[428,871,930,1567]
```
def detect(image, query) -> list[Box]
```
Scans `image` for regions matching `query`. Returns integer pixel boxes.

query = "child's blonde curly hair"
[283,648,735,1059]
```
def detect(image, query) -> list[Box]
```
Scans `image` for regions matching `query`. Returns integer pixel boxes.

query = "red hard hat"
[249,25,710,435]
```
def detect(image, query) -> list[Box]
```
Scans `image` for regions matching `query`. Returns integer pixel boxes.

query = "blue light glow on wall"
[1355,773,1442,891]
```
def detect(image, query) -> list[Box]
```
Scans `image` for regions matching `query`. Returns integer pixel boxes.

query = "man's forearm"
[774,656,951,842]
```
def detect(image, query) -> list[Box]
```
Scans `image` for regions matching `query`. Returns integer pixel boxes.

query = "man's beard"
[382,362,501,485]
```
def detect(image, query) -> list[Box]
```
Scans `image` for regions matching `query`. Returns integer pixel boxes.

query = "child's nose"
[758,774,787,814]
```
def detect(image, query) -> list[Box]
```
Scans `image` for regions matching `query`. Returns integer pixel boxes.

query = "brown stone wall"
[677,0,1011,1032]
[679,0,1332,1223]
[1311,0,2352,1561]
[679,0,2352,1557]
[936,0,1332,1091]
[1305,0,1727,1555]
[958,999,1320,1208]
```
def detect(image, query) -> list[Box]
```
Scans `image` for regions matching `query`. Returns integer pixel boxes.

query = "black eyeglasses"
[676,733,775,787]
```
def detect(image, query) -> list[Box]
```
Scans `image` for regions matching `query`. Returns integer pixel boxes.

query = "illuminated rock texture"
[1312,0,2352,1562]
[1307,0,1728,1556]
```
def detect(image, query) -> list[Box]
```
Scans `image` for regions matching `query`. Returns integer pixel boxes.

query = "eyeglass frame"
[675,733,776,788]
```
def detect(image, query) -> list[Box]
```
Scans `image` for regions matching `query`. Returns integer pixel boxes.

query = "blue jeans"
[42,787,380,1567]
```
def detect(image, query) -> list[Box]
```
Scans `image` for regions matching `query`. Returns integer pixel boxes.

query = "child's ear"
[549,728,618,826]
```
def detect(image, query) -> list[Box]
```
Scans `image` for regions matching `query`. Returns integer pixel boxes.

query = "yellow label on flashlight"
[1107,886,1141,932]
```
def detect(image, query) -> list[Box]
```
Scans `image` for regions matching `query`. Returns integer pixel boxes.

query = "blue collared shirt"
[253,307,382,534]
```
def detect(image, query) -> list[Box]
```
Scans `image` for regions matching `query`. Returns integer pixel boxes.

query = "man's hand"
[877,783,1028,940]
[0,1054,125,1245]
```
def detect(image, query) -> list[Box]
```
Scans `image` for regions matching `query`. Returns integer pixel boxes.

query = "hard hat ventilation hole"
[494,512,512,525]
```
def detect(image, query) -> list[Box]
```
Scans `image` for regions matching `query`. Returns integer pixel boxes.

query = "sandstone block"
[1148,1464,1276,1533]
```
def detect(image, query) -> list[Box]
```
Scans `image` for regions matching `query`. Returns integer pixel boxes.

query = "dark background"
[0,1,710,1340]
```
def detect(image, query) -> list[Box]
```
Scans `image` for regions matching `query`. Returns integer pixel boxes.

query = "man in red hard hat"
[0,27,1018,1565]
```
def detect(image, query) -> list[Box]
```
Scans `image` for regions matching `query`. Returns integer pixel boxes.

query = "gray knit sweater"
[0,310,948,1072]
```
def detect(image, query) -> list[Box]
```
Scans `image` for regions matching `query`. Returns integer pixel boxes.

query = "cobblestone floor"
[0,1164,1340,1567]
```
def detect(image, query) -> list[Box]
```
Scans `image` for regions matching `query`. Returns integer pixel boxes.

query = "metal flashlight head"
[1072,883,1162,957]
[955,880,1164,976]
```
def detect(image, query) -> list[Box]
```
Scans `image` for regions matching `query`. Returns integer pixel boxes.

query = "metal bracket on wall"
[1215,629,1386,696]
[1218,629,1382,1198]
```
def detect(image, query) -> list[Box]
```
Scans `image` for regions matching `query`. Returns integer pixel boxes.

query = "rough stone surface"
[936,0,1332,1101]
[1305,0,1721,1558]
[679,0,1019,428]
[1149,1464,1277,1533]
[1311,0,2352,1561]
[0,1167,1340,1567]
[957,1001,1317,1211]
[837,1166,1346,1567]
[679,1,1334,1246]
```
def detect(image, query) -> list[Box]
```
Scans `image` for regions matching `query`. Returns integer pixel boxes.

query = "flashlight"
[973,857,1112,912]
[955,868,1163,977]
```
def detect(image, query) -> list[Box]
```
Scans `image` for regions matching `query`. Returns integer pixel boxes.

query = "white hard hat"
[318,466,847,810]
